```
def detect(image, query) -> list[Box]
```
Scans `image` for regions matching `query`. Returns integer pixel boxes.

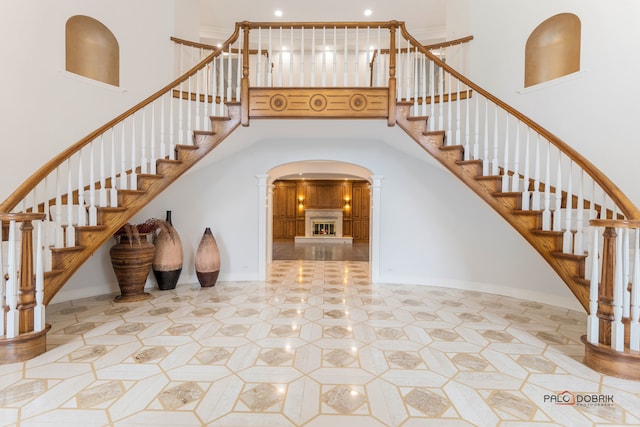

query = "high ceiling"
[199,0,447,45]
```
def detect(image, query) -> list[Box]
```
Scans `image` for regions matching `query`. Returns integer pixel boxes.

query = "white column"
[370,175,383,283]
[256,174,269,281]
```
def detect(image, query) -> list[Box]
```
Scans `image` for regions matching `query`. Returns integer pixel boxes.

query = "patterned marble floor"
[1,261,640,426]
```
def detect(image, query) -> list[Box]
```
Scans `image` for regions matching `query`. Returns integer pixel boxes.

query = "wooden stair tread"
[407,115,429,122]
[193,130,216,136]
[440,145,463,152]
[456,159,482,166]
[551,250,587,261]
[493,192,521,197]
[530,229,563,236]
[50,245,84,254]
[423,130,445,136]
[75,225,108,232]
[475,175,501,181]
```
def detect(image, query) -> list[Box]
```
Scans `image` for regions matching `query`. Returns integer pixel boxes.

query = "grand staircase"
[2,20,639,379]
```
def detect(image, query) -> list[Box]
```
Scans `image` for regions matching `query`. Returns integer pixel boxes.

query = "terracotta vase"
[152,211,183,290]
[195,227,220,287]
[110,234,155,302]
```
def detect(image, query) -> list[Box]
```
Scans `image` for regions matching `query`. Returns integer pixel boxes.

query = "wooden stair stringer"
[395,103,590,311]
[43,105,242,305]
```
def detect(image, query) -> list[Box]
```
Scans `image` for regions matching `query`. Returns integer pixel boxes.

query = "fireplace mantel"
[294,209,353,244]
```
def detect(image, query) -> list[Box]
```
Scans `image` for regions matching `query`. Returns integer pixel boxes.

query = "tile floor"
[1,260,640,426]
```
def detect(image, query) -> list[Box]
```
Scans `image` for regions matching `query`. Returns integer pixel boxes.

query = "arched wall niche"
[525,13,581,87]
[66,15,119,86]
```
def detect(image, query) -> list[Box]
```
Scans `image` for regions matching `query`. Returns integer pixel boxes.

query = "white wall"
[0,0,178,202]
[447,0,640,206]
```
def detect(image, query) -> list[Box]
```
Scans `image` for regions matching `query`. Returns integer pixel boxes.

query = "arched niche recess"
[525,13,580,88]
[66,15,119,86]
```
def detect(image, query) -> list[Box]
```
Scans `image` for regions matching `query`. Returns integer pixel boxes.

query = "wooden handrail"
[243,21,398,30]
[0,25,241,214]
[397,23,640,220]
[423,35,474,50]
[170,36,266,56]
[590,219,640,229]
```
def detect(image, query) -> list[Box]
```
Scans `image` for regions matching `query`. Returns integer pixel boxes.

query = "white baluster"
[219,49,226,114]
[321,27,326,87]
[300,27,305,86]
[587,226,600,344]
[99,133,107,207]
[310,27,315,86]
[355,27,359,87]
[622,227,632,318]
[344,26,349,86]
[119,121,128,191]
[491,104,498,175]
[289,27,294,87]
[376,27,382,87]
[413,47,419,113]
[130,114,138,189]
[421,53,427,117]
[332,27,337,86]
[188,75,194,137]
[66,159,75,248]
[278,27,283,87]
[472,94,479,160]
[160,94,167,160]
[542,141,551,230]
[227,43,232,101]
[612,227,625,351]
[54,169,63,248]
[521,130,531,210]
[110,128,118,208]
[77,148,86,227]
[268,28,273,88]
[511,121,520,192]
[88,141,97,226]
[150,103,157,175]
[482,99,489,175]
[6,220,18,338]
[501,115,510,191]
[562,161,573,254]
[405,38,411,101]
[429,56,435,131]
[257,28,263,86]
[455,65,461,147]
[195,71,201,132]
[553,160,563,231]
[365,26,370,87]
[630,228,640,351]
[447,70,453,147]
[531,135,541,210]
[236,32,242,100]
[203,65,210,128]
[34,220,45,332]
[438,48,444,129]
[574,170,585,255]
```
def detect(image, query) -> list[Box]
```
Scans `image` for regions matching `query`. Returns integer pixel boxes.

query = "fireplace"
[294,209,353,244]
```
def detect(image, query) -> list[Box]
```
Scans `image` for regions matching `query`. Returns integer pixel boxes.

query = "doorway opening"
[258,160,382,281]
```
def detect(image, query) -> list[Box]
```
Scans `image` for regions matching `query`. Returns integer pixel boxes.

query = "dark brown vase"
[110,234,155,302]
[152,211,183,290]
[195,227,220,287]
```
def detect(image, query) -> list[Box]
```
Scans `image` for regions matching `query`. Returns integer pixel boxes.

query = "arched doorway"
[257,160,382,282]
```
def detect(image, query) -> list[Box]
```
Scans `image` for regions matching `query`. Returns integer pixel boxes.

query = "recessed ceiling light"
[364,9,373,16]
[274,10,283,17]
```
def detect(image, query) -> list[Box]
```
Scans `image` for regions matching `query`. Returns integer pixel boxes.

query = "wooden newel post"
[17,219,36,334]
[597,226,617,345]
[241,22,251,127]
[387,22,397,127]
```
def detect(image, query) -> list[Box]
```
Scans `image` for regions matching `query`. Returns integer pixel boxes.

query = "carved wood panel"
[250,88,388,119]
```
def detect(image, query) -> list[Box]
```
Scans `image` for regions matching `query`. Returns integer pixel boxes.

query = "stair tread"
[407,115,429,121]
[98,206,127,212]
[531,229,563,236]
[50,245,84,253]
[194,130,216,136]
[456,159,482,166]
[119,189,146,195]
[493,191,522,198]
[475,175,501,181]
[138,173,164,179]
[75,225,108,232]
[423,130,446,136]
[551,250,588,260]
[175,144,198,151]
[440,145,463,152]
